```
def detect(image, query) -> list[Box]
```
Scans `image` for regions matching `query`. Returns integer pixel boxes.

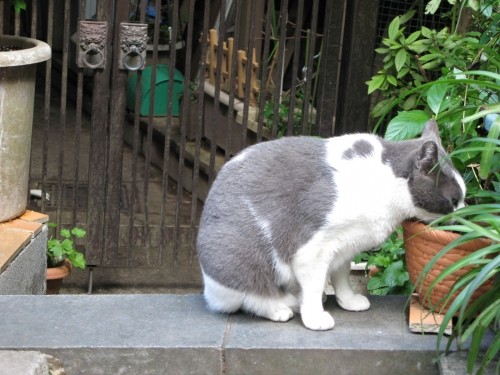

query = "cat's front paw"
[301,310,335,331]
[336,294,370,311]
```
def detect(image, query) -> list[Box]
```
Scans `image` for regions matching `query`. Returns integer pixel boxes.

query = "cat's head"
[407,120,466,222]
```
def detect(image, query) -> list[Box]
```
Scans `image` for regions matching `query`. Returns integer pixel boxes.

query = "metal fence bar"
[54,0,71,227]
[40,0,54,216]
[103,1,130,265]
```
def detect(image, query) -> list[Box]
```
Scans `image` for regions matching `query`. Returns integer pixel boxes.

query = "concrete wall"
[0,225,47,295]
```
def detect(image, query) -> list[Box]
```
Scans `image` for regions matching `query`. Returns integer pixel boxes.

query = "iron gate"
[2,0,380,287]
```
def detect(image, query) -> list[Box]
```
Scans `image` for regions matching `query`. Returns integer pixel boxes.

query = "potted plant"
[0,3,51,222]
[412,195,499,374]
[367,1,499,372]
[46,226,87,294]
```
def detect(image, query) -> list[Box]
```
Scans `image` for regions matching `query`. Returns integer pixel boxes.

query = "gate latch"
[77,20,108,69]
[119,23,148,71]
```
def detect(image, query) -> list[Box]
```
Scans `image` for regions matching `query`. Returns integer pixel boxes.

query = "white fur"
[454,170,467,209]
[202,270,298,322]
[272,251,294,287]
[292,135,414,330]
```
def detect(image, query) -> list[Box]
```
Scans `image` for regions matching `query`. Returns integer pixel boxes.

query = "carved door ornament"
[77,21,108,69]
[119,23,148,71]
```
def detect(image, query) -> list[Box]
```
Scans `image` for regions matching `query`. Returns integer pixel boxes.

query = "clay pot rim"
[402,220,492,249]
[46,258,72,280]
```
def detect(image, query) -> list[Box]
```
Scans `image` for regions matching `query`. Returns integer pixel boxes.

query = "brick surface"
[0,228,31,272]
[19,210,49,224]
[0,219,43,237]
[0,211,46,273]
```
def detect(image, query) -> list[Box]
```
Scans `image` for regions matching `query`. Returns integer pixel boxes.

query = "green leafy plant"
[354,229,412,296]
[421,193,499,375]
[47,225,87,269]
[263,86,308,137]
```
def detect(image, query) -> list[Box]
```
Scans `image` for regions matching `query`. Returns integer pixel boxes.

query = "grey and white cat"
[197,120,465,330]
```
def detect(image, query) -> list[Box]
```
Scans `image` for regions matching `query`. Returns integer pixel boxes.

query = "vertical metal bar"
[41,0,54,215]
[103,1,130,266]
[271,0,289,139]
[55,0,71,227]
[30,0,37,39]
[255,0,274,142]
[86,0,113,265]
[184,0,199,264]
[71,1,88,227]
[183,0,212,264]
[224,0,241,161]
[170,0,186,261]
[141,0,162,251]
[314,0,348,137]
[127,0,146,266]
[239,0,257,148]
[207,0,227,184]
[286,0,304,136]
[300,0,319,136]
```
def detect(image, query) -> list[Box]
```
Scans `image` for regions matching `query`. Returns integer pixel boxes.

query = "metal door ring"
[122,46,144,71]
[83,48,104,69]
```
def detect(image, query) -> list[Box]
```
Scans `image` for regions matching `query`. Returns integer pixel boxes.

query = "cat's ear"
[416,140,439,175]
[421,119,442,146]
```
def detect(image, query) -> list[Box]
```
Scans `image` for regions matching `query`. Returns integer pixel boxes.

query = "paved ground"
[0,294,449,375]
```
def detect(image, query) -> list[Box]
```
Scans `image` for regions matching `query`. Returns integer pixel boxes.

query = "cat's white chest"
[324,135,413,252]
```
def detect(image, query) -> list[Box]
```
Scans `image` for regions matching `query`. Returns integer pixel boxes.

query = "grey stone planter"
[0,35,51,222]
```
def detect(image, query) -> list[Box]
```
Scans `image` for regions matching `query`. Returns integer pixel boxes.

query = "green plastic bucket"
[126,64,184,116]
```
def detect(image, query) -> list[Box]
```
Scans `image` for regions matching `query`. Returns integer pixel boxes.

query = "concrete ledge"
[0,294,471,374]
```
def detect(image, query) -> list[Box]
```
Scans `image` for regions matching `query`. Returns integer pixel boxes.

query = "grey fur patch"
[342,140,374,160]
[197,137,336,296]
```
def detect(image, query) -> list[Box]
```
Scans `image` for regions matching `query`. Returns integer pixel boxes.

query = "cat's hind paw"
[268,306,294,322]
[336,294,370,311]
[301,310,335,331]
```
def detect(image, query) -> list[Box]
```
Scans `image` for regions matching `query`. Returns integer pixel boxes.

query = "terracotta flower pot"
[402,220,492,313]
[46,259,72,295]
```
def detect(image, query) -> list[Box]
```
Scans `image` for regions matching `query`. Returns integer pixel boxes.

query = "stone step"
[0,294,477,375]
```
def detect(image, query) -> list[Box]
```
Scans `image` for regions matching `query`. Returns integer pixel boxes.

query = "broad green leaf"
[381,260,409,287]
[371,98,396,118]
[375,47,390,54]
[384,110,430,140]
[426,82,448,115]
[395,49,407,72]
[399,10,416,24]
[71,227,86,238]
[421,60,443,70]
[388,16,400,41]
[421,26,433,38]
[397,67,410,79]
[468,0,479,11]
[425,0,442,14]
[366,75,385,94]
[386,75,398,86]
[402,94,418,110]
[405,30,421,45]
[60,229,71,238]
[418,53,444,62]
